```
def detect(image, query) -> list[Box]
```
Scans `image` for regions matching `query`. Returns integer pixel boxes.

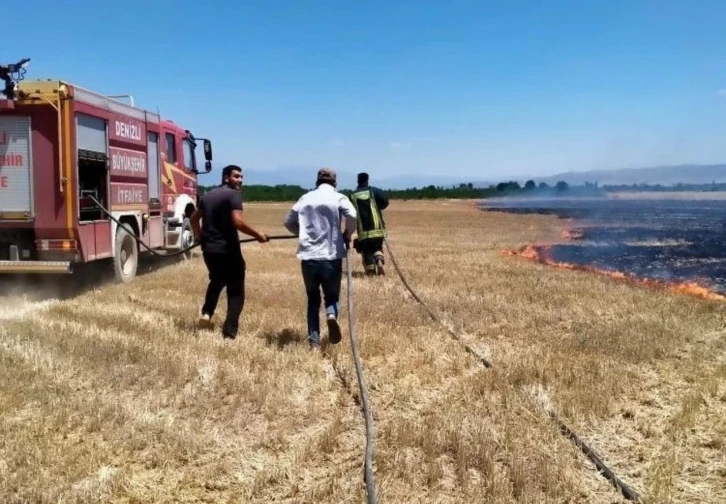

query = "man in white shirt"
[283,168,357,349]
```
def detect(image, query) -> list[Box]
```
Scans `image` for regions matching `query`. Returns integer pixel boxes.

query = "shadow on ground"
[350,271,387,279]
[262,328,306,349]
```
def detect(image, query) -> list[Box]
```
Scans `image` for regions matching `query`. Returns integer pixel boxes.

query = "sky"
[7,0,726,185]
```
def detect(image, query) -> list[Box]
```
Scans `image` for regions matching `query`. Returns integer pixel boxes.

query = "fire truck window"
[165,133,177,164]
[77,151,108,222]
[182,139,195,172]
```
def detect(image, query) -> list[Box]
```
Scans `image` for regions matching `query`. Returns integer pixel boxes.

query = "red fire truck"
[0,58,213,283]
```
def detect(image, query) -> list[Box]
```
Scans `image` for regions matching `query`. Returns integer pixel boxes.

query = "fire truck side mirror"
[203,139,213,161]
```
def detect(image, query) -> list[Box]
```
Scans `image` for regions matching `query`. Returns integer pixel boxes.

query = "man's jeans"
[301,259,342,345]
[202,251,246,338]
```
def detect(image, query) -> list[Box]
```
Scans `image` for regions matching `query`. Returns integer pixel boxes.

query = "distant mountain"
[196,162,726,191]
[530,164,726,187]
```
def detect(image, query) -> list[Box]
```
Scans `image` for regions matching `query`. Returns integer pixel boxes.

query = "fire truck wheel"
[180,217,194,261]
[113,225,138,283]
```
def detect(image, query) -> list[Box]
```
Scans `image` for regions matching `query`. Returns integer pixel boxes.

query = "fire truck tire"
[113,225,138,284]
[180,217,194,261]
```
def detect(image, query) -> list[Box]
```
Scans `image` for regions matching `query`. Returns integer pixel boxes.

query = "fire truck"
[0,58,213,283]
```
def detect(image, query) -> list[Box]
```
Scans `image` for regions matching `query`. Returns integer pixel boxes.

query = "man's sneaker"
[327,313,342,344]
[198,313,213,330]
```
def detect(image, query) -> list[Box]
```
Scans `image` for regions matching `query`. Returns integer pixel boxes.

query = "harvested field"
[1,199,725,503]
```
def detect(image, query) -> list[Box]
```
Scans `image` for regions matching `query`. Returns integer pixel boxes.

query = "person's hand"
[257,232,269,243]
[342,231,352,250]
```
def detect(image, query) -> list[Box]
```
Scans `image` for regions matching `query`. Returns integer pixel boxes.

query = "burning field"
[1,199,725,503]
[485,196,726,301]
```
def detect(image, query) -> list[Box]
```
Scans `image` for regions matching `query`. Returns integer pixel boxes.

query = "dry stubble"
[1,199,725,503]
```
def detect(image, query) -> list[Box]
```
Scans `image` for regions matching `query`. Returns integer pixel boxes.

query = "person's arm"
[191,198,203,242]
[229,192,269,243]
[374,187,389,210]
[283,200,300,236]
[339,195,358,241]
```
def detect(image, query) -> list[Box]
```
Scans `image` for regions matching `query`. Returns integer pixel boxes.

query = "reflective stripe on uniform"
[351,188,387,240]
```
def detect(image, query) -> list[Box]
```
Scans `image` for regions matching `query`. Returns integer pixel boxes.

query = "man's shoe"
[375,255,386,276]
[198,313,213,330]
[327,314,342,344]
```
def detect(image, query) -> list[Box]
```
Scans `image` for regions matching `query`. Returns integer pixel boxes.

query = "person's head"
[316,167,337,188]
[357,172,369,186]
[221,164,243,190]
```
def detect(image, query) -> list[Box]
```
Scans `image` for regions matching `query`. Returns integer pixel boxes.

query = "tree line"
[197,179,607,202]
[600,182,726,192]
[199,179,726,202]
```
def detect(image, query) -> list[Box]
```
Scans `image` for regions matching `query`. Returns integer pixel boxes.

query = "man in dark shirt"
[191,164,268,339]
[350,172,390,275]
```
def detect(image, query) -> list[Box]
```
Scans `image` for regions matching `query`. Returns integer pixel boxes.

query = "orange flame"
[504,244,726,302]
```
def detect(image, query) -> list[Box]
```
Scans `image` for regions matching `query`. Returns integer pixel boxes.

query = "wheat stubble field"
[1,200,725,504]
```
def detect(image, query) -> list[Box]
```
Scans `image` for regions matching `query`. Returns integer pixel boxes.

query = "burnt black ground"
[480,197,726,294]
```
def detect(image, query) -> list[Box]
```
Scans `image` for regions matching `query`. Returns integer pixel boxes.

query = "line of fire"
[488,199,726,302]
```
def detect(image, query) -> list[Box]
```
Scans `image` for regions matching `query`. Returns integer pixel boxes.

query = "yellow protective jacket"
[350,185,389,240]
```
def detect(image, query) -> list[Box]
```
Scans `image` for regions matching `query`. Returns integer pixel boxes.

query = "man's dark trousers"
[357,237,384,273]
[301,259,342,346]
[201,250,246,338]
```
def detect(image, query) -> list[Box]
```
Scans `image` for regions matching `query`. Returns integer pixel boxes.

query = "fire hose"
[88,195,379,503]
[382,237,643,503]
[87,193,635,501]
[343,245,378,504]
[87,195,297,256]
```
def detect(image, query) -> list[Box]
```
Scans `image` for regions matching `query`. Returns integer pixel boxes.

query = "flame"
[504,244,726,302]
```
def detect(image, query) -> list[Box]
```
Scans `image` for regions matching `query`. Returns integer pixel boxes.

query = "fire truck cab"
[0,58,213,283]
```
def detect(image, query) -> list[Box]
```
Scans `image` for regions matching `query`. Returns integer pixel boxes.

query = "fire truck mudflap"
[0,115,71,274]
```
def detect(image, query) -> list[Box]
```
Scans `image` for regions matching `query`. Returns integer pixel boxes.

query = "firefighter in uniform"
[350,172,389,275]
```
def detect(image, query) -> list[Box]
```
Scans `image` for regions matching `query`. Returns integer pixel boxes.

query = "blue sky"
[8,0,726,184]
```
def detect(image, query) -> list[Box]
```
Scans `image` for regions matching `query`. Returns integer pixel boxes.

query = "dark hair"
[357,172,369,185]
[221,164,242,183]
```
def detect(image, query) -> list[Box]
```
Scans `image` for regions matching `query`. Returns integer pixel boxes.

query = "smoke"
[0,277,60,321]
[0,256,183,319]
[0,296,56,321]
[484,196,726,295]
[0,270,92,320]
